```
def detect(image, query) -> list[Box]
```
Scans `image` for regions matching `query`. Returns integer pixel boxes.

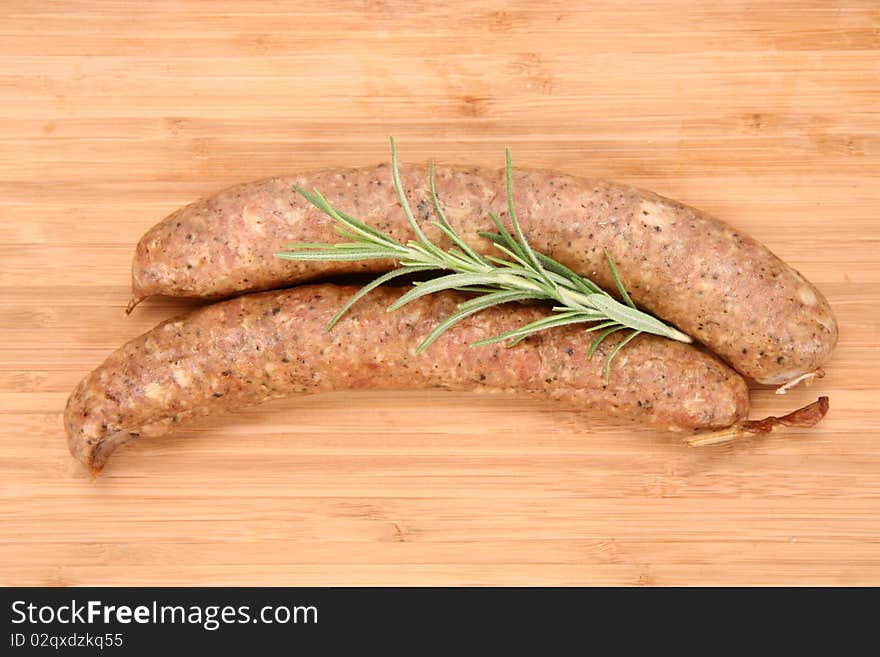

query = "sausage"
[66,285,749,473]
[129,163,837,385]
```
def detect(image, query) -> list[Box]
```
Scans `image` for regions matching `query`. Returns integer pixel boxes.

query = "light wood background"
[1,0,878,586]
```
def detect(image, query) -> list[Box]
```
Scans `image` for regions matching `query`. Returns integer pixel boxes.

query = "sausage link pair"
[130,163,838,385]
[66,285,749,472]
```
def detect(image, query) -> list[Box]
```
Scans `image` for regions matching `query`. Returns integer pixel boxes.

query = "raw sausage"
[70,285,748,471]
[67,285,748,473]
[129,163,837,385]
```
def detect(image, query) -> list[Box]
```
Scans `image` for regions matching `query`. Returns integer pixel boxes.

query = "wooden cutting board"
[2,0,878,586]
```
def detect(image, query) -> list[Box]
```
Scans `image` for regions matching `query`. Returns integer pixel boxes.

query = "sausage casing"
[130,164,837,384]
[67,285,748,472]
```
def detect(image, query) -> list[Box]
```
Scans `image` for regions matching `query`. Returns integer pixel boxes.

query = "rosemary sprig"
[275,138,691,383]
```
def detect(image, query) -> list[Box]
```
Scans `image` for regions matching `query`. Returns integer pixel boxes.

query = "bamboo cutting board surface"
[1,0,878,586]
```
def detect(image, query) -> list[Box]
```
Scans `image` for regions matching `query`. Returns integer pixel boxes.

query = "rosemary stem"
[276,138,694,377]
[492,273,547,294]
[664,326,693,344]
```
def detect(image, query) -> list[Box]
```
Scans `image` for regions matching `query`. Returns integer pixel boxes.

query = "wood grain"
[1,0,878,586]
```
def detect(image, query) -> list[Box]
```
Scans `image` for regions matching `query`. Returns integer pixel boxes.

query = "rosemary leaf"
[603,329,642,384]
[472,311,595,348]
[387,273,506,311]
[296,187,386,246]
[483,239,533,270]
[536,252,604,296]
[452,285,515,294]
[586,294,687,341]
[390,138,447,263]
[582,319,621,333]
[416,290,535,354]
[587,325,626,359]
[274,250,396,262]
[485,212,528,264]
[327,265,439,330]
[429,162,488,266]
[502,149,554,293]
[456,290,536,313]
[604,251,637,309]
